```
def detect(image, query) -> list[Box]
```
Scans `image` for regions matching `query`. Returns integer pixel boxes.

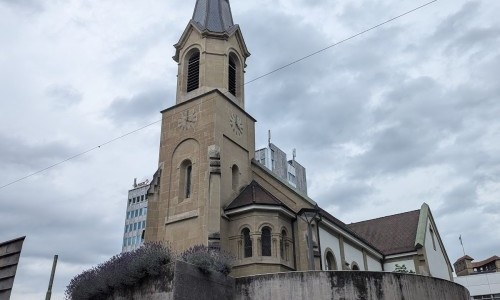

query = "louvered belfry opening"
[187,52,200,92]
[228,56,237,96]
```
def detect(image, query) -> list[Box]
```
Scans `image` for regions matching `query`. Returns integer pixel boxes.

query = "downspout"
[292,218,297,270]
[316,217,323,270]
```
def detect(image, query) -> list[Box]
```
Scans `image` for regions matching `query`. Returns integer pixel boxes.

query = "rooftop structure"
[255,142,307,195]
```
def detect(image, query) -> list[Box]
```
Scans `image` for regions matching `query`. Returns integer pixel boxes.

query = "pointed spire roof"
[192,0,235,33]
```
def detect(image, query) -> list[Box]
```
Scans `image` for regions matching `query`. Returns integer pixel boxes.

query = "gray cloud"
[0,0,43,13]
[45,84,83,108]
[437,181,478,216]
[0,133,76,171]
[316,181,376,213]
[104,88,169,124]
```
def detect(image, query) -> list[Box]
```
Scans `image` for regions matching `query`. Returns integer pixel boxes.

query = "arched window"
[280,230,287,259]
[261,226,271,256]
[228,55,237,96]
[187,51,200,92]
[179,160,193,200]
[232,164,239,191]
[351,262,360,270]
[325,251,337,270]
[242,228,252,258]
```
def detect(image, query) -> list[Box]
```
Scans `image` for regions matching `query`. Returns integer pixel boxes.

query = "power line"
[244,0,437,86]
[0,0,437,191]
[0,119,161,190]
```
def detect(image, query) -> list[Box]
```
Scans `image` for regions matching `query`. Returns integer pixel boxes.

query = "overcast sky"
[1,0,499,299]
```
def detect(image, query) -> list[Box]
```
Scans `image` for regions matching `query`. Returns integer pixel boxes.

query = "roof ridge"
[349,209,420,225]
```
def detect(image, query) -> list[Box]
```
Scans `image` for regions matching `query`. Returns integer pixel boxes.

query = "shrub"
[393,264,416,274]
[65,242,173,300]
[180,245,234,275]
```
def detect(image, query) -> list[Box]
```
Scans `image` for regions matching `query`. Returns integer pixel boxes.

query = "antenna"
[133,178,137,188]
[293,148,296,161]
[268,130,271,146]
[459,235,466,256]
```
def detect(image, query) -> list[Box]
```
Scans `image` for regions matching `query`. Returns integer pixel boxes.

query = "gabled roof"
[192,0,235,33]
[225,180,288,210]
[347,210,421,256]
[454,255,474,264]
[471,256,500,268]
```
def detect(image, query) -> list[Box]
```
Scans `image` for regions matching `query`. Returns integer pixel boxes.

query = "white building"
[454,255,500,299]
[122,179,149,252]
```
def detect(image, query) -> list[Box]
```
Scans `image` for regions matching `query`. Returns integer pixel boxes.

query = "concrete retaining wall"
[235,271,470,300]
[107,260,234,300]
[107,263,469,300]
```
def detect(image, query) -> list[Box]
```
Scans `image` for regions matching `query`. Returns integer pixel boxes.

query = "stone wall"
[235,271,470,300]
[107,261,234,300]
[107,263,470,300]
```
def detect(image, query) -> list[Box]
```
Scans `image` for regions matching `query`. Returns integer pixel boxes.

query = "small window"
[144,208,147,215]
[261,227,272,256]
[128,199,132,206]
[243,228,252,258]
[135,210,139,217]
[142,221,146,228]
[185,165,192,198]
[228,56,237,96]
[352,262,360,270]
[141,195,144,201]
[133,223,137,230]
[430,227,436,251]
[179,160,193,200]
[280,230,287,259]
[139,208,143,216]
[187,51,200,92]
[232,164,239,191]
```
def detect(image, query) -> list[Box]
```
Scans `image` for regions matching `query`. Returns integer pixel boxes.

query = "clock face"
[178,109,198,130]
[230,113,243,136]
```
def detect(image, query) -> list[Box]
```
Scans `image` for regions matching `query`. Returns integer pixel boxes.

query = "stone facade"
[144,0,454,281]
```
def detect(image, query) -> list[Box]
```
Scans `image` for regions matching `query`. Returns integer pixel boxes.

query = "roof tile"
[347,210,421,256]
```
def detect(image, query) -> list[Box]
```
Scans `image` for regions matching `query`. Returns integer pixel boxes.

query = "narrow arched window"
[326,252,337,270]
[179,160,193,201]
[351,262,360,270]
[280,230,287,259]
[261,226,271,256]
[232,164,239,191]
[228,55,237,96]
[242,228,252,258]
[185,164,192,198]
[187,51,200,92]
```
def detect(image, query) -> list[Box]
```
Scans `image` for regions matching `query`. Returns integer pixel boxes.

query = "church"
[144,0,453,280]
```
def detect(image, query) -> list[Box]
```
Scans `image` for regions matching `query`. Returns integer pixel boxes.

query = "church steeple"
[173,0,250,108]
[192,0,234,33]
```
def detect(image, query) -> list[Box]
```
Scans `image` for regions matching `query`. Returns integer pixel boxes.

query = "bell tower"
[145,0,254,252]
[173,0,250,108]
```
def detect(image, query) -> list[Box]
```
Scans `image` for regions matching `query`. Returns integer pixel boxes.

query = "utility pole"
[45,255,58,300]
